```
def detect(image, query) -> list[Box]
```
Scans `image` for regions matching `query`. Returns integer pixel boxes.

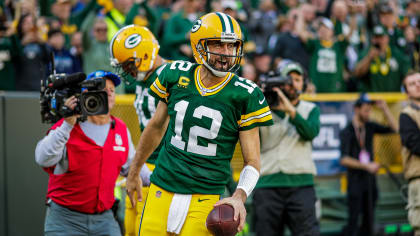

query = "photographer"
[354,25,410,92]
[35,70,151,236]
[253,61,321,236]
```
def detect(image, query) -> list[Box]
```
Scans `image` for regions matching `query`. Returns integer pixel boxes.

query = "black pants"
[253,186,320,236]
[344,179,378,236]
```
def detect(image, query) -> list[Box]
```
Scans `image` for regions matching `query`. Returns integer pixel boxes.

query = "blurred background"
[0,0,418,235]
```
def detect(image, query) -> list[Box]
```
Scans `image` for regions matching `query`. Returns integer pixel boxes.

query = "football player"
[110,25,167,236]
[126,12,273,235]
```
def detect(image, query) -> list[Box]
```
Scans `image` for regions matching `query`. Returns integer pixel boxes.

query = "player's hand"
[126,174,143,208]
[214,195,247,233]
[64,96,80,126]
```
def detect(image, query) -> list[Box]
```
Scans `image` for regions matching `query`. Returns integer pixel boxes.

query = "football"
[206,204,239,236]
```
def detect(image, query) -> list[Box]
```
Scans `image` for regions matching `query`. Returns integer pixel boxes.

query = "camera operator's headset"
[278,61,308,93]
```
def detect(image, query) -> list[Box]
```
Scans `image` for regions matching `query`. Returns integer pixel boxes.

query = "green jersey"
[306,38,348,93]
[134,64,167,164]
[149,61,273,194]
[0,35,20,90]
[357,46,410,92]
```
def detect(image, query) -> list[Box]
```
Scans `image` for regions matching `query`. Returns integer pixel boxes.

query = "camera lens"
[84,94,102,113]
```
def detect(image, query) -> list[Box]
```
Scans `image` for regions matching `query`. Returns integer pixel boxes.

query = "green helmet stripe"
[226,14,234,34]
[215,12,226,33]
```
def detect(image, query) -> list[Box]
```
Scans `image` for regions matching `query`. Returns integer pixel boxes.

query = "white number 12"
[170,100,222,156]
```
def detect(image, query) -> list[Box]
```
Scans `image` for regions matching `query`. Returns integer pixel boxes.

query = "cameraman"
[35,71,151,236]
[253,62,321,236]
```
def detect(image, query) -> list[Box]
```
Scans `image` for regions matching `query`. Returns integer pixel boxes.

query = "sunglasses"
[95,28,107,32]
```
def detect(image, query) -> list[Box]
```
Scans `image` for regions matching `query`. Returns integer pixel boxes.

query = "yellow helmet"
[110,25,160,83]
[190,12,243,77]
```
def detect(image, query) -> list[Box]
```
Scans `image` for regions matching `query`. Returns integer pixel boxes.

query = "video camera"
[40,53,109,124]
[259,71,293,107]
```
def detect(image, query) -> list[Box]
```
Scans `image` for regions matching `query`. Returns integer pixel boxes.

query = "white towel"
[167,193,192,234]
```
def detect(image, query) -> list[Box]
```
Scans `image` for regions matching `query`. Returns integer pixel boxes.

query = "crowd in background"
[0,0,419,93]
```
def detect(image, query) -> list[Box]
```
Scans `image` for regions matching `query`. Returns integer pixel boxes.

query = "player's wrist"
[232,189,247,203]
[236,165,260,198]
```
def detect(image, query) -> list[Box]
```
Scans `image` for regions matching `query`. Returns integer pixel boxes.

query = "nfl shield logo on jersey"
[156,191,162,198]
[115,134,123,146]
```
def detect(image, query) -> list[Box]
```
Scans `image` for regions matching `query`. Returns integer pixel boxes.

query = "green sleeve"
[337,37,349,53]
[162,14,189,47]
[304,39,317,53]
[80,12,97,50]
[239,82,274,131]
[289,106,320,141]
[69,0,99,28]
[124,3,141,25]
[141,2,159,35]
[334,20,343,36]
[148,62,178,102]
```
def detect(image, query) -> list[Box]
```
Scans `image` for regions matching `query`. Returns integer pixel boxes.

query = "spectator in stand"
[70,31,84,72]
[41,0,100,48]
[162,0,200,61]
[354,25,410,92]
[297,7,356,93]
[102,0,134,41]
[248,0,278,54]
[399,72,420,236]
[378,3,407,52]
[404,26,420,72]
[80,13,113,74]
[15,13,50,91]
[0,13,20,91]
[405,0,419,28]
[47,29,82,74]
[242,60,258,82]
[254,49,272,80]
[125,0,159,36]
[340,94,397,236]
[269,7,311,71]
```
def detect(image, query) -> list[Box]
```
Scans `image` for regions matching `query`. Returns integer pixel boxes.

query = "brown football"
[206,204,239,236]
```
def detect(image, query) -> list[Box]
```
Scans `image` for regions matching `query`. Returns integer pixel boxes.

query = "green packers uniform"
[148,60,273,195]
[133,64,168,164]
[125,65,167,236]
[306,38,348,93]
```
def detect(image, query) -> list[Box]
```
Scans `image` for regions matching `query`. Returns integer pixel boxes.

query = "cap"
[355,93,374,107]
[379,3,393,14]
[280,61,304,77]
[320,17,334,30]
[221,0,238,10]
[87,70,121,87]
[373,25,386,36]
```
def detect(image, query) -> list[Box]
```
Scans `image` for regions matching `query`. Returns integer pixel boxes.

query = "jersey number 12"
[170,100,222,156]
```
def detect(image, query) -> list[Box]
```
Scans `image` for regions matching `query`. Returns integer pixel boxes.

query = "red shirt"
[44,117,129,213]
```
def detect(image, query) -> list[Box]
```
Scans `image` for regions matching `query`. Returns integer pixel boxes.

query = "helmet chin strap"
[202,60,228,77]
[136,71,147,81]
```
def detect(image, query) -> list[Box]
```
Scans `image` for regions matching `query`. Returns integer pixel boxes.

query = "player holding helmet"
[126,12,273,235]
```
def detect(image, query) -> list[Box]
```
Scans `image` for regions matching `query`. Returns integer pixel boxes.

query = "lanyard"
[353,121,366,149]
